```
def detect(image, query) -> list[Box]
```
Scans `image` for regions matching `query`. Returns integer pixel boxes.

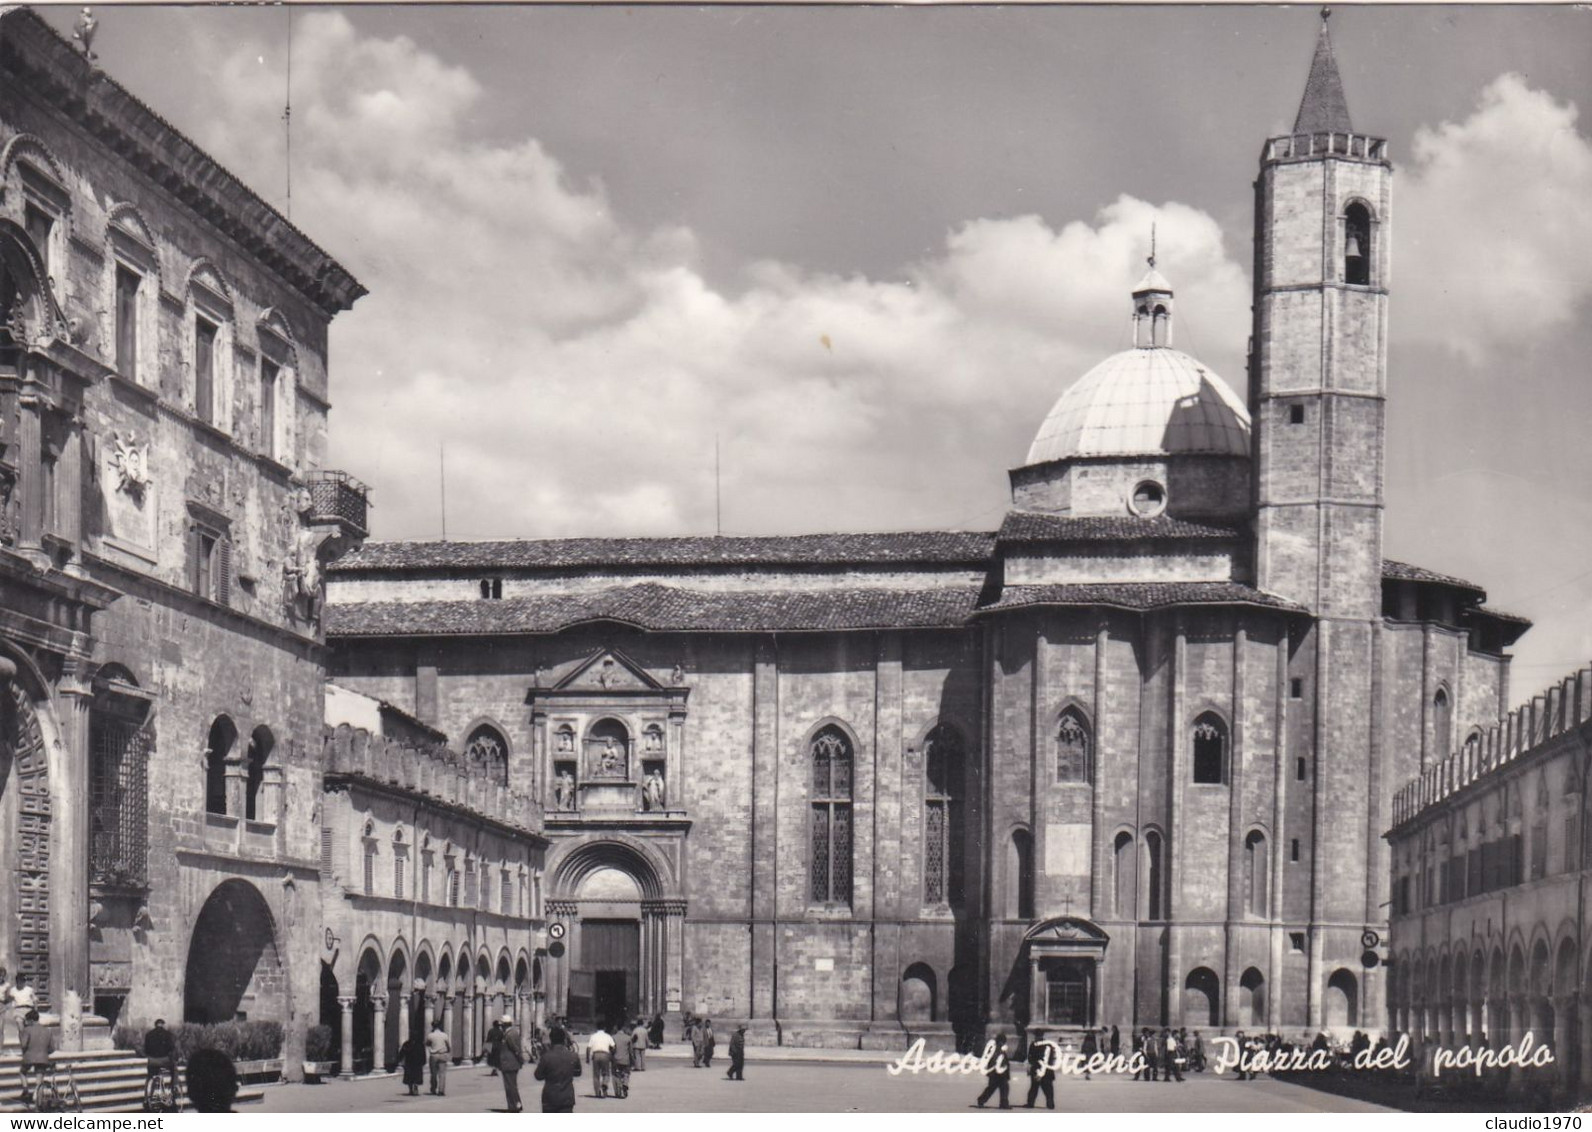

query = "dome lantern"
[1132,225,1174,348]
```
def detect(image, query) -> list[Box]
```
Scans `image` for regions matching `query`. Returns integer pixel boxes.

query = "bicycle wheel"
[61,1077,81,1113]
[144,1076,162,1112]
[34,1082,58,1112]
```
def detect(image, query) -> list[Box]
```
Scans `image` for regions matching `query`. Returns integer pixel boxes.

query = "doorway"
[594,970,629,1026]
[580,919,639,1026]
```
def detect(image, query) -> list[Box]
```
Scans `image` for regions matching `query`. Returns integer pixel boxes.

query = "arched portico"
[546,836,684,1024]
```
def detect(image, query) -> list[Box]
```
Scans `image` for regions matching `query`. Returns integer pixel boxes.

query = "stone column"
[423,992,435,1034]
[1555,995,1575,1098]
[371,995,387,1072]
[664,902,686,1012]
[338,996,356,1078]
[464,991,476,1061]
[51,669,93,1015]
[441,994,456,1061]
[397,990,410,1053]
[15,378,45,562]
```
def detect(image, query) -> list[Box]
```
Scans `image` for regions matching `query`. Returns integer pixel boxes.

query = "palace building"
[0,5,548,1078]
[324,17,1531,1047]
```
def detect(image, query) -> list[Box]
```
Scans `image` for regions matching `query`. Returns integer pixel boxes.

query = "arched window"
[185,262,235,432]
[466,724,510,785]
[1432,688,1452,765]
[1240,968,1266,1028]
[810,726,854,905]
[256,315,297,464]
[1184,968,1220,1027]
[204,716,237,816]
[1244,830,1269,917]
[1326,968,1359,1027]
[1056,708,1092,784]
[1344,202,1372,286]
[1010,830,1035,920]
[1192,713,1228,785]
[924,724,965,907]
[245,725,273,821]
[362,820,377,896]
[1113,831,1134,918]
[1145,829,1165,920]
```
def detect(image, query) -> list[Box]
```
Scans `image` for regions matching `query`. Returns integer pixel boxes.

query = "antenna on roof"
[714,433,722,537]
[283,5,293,219]
[1148,222,1157,271]
[439,442,448,541]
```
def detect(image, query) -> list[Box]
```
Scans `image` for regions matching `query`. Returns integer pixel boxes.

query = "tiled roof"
[976,583,1306,615]
[1471,606,1531,627]
[1293,15,1354,134]
[326,584,984,637]
[1382,559,1486,596]
[332,532,996,573]
[997,511,1240,544]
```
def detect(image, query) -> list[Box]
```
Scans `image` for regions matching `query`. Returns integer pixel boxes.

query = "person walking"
[535,1025,584,1113]
[484,1017,504,1078]
[1081,1027,1099,1081]
[630,1018,647,1072]
[1109,1025,1120,1059]
[587,1023,615,1098]
[648,1013,665,1050]
[703,1019,717,1067]
[425,1020,452,1096]
[727,1024,746,1081]
[397,1030,426,1096]
[10,974,36,1047]
[497,1014,526,1112]
[610,1021,633,1099]
[1144,1028,1161,1082]
[688,1017,704,1068]
[1023,1028,1056,1109]
[975,1033,1012,1109]
[1162,1029,1184,1082]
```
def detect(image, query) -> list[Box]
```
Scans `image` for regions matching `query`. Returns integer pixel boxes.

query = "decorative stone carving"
[106,430,150,498]
[643,768,666,812]
[553,770,576,812]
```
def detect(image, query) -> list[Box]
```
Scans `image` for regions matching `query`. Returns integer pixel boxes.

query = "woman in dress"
[398,1033,427,1096]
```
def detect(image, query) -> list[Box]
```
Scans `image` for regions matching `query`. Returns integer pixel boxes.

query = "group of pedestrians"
[975,1023,1216,1108]
[1131,1026,1204,1081]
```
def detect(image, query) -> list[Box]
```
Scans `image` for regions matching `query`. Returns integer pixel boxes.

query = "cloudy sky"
[42,4,1592,691]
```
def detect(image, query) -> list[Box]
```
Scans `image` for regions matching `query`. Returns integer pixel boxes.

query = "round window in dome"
[1129,480,1167,517]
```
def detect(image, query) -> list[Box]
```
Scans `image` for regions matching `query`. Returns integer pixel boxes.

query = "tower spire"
[1293,7,1353,134]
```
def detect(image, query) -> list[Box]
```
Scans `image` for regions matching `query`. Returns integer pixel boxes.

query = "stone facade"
[320,20,1540,1050]
[0,6,383,1067]
[1387,667,1592,1104]
[316,706,548,1076]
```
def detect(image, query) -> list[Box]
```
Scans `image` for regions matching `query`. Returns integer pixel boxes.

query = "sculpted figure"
[553,769,575,811]
[643,769,666,812]
[599,737,622,777]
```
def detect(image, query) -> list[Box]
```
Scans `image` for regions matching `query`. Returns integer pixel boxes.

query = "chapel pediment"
[553,648,663,693]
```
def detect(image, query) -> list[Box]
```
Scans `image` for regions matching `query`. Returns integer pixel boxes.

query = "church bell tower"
[1250,9,1392,1030]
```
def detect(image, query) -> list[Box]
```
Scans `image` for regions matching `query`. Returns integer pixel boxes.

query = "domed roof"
[1025,346,1252,465]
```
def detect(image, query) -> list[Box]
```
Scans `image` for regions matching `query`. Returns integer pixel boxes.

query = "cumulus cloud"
[1398,74,1592,363]
[197,13,1253,539]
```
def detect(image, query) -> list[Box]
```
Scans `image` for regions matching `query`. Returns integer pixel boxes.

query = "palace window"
[89,685,151,888]
[393,834,406,900]
[115,265,141,380]
[479,578,503,600]
[203,715,236,816]
[1432,687,1452,764]
[923,724,965,907]
[194,315,219,425]
[809,726,854,906]
[244,725,273,821]
[1112,831,1133,918]
[502,869,513,914]
[189,514,232,605]
[1056,708,1092,784]
[1192,713,1228,784]
[1011,829,1035,920]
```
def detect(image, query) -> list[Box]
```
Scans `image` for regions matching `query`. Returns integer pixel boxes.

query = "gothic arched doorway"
[183,880,283,1023]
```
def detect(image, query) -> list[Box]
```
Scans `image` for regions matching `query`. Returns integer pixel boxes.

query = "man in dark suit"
[534,1025,583,1113]
[496,1014,526,1112]
[975,1033,1012,1109]
[1023,1028,1056,1109]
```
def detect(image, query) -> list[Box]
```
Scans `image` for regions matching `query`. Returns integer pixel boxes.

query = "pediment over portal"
[1023,915,1110,948]
[557,648,659,692]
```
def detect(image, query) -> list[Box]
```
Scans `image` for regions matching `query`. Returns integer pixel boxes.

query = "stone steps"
[0,1052,264,1112]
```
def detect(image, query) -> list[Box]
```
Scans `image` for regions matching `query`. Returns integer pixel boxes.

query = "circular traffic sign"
[548,941,565,959]
[1360,929,1381,950]
[549,922,566,941]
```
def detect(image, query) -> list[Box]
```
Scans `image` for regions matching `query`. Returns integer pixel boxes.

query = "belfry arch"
[546,837,683,1025]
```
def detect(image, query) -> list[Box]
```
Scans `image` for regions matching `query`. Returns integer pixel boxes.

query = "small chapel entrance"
[1010,917,1109,1032]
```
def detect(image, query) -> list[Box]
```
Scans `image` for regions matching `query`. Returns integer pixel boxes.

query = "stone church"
[325,18,1531,1047]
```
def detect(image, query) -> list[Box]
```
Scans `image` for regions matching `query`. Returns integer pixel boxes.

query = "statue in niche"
[643,769,666,813]
[643,726,663,754]
[598,737,623,778]
[670,663,685,687]
[553,770,576,812]
[555,727,574,754]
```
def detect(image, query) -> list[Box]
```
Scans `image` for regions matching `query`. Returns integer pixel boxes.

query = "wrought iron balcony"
[304,470,370,538]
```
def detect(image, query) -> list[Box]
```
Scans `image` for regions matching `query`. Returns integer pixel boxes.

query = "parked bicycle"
[21,1056,82,1113]
[143,1060,184,1112]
